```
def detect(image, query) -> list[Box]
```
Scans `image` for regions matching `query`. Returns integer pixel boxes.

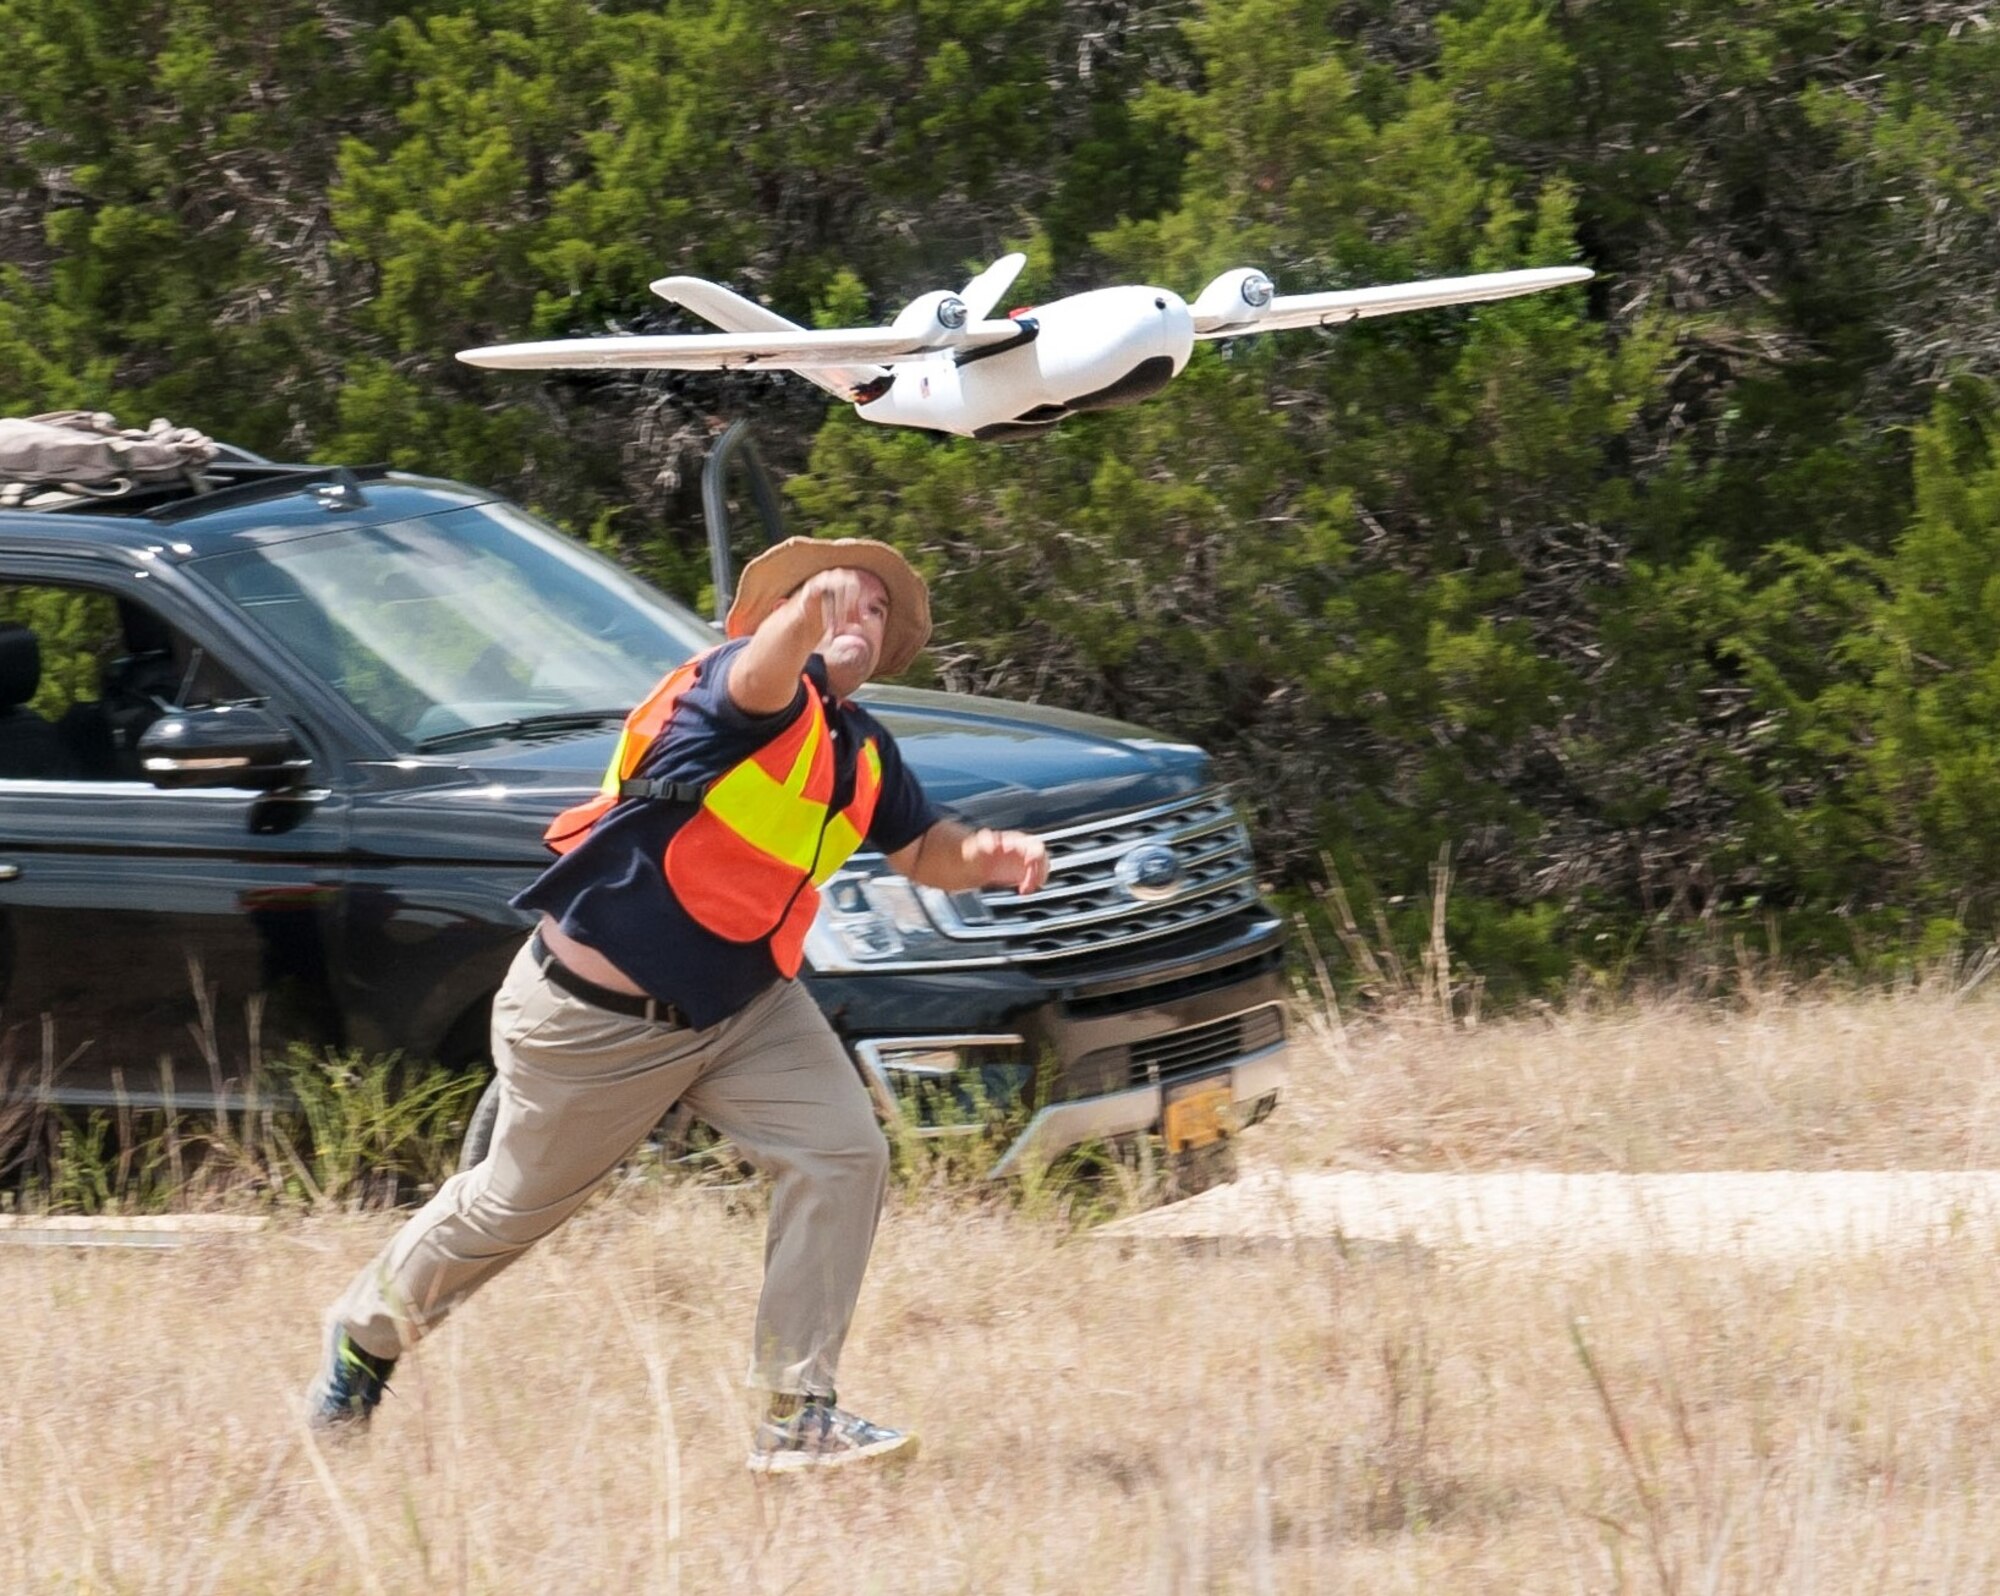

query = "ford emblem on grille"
[1115,843,1183,902]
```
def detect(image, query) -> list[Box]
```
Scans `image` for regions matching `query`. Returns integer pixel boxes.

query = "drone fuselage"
[855,285,1195,440]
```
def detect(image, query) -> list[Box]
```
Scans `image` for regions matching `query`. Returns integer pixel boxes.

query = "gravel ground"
[1101,1168,2000,1258]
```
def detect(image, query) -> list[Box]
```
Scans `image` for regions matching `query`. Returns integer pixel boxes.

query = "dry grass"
[8,985,2000,1591]
[1279,978,2000,1173]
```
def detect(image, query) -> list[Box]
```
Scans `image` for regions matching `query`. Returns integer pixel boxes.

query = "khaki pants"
[330,940,889,1397]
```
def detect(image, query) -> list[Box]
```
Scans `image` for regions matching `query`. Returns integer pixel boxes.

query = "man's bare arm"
[886,818,1050,896]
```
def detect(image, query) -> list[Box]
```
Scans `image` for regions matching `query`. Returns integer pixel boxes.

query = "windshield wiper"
[412,708,629,754]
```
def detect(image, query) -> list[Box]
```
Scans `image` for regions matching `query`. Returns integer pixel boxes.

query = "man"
[309,536,1048,1472]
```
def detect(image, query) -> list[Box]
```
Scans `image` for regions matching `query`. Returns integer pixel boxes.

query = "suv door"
[0,559,348,1109]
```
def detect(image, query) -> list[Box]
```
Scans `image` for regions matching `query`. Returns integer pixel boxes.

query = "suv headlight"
[804,860,972,970]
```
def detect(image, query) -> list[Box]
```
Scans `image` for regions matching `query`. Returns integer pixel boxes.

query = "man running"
[309,535,1048,1472]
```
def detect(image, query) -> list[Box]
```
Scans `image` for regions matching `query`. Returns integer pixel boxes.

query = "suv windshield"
[190,502,720,749]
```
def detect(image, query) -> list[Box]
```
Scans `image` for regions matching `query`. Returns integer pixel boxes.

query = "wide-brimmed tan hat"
[726,536,932,677]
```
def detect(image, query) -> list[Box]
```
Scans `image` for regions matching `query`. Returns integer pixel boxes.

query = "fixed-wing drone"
[459,254,1592,441]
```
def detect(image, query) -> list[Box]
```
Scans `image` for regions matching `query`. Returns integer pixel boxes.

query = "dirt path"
[0,1214,267,1248]
[1100,1168,2000,1258]
[15,1171,2000,1261]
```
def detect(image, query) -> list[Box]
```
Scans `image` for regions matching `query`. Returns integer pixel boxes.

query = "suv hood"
[466,684,1212,833]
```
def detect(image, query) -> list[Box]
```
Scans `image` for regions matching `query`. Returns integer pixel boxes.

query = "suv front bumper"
[815,912,1291,1174]
[982,1036,1287,1175]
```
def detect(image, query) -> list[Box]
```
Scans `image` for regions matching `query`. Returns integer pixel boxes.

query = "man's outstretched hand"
[798,567,872,650]
[961,827,1050,896]
[890,818,1050,895]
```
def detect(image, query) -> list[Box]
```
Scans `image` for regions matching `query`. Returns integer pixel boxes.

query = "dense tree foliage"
[4,0,1997,987]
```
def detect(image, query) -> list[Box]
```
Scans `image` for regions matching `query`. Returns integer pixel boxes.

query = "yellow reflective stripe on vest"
[596,655,709,799]
[699,709,831,872]
[815,814,863,883]
[599,726,639,796]
[812,740,882,884]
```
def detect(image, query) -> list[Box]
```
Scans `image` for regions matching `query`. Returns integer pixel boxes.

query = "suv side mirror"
[137,704,309,791]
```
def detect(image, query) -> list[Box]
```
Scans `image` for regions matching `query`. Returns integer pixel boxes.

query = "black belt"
[528,931,686,1026]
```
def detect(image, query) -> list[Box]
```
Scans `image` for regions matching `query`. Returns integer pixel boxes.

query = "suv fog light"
[827,880,869,914]
[870,1045,964,1076]
[837,918,906,960]
[855,1037,1029,1136]
[806,875,946,966]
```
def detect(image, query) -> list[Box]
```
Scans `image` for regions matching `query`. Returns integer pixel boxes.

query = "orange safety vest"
[543,650,885,977]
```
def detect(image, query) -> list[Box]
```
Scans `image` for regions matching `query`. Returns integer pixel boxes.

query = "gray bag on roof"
[0,410,217,508]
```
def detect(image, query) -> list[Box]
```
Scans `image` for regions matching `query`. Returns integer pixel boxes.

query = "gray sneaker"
[747,1395,919,1474]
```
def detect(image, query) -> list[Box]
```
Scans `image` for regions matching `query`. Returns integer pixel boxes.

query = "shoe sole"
[746,1432,920,1475]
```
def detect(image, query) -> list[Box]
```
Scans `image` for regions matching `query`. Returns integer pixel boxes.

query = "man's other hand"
[962,827,1049,895]
[889,819,1050,895]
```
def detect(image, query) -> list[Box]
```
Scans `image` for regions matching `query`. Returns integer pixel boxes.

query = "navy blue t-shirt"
[512,640,938,1027]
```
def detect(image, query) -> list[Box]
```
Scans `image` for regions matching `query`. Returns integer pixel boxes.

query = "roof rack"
[147,462,391,523]
[24,455,393,522]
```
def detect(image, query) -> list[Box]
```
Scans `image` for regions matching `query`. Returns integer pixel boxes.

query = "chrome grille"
[1067,1004,1288,1091]
[1128,1004,1287,1085]
[918,789,1263,963]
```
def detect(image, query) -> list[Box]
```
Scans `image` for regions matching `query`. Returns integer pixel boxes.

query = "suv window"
[0,582,251,781]
[192,503,717,748]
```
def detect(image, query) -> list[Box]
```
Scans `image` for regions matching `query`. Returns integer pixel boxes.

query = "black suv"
[0,454,1289,1173]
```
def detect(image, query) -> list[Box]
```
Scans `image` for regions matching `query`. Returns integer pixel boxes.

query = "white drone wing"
[647,275,883,401]
[1192,265,1593,338]
[457,323,1021,373]
[460,255,1036,401]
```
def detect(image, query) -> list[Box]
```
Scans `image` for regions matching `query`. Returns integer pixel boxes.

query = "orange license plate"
[1161,1074,1231,1153]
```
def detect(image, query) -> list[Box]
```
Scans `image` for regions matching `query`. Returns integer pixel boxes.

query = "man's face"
[820,568,890,696]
